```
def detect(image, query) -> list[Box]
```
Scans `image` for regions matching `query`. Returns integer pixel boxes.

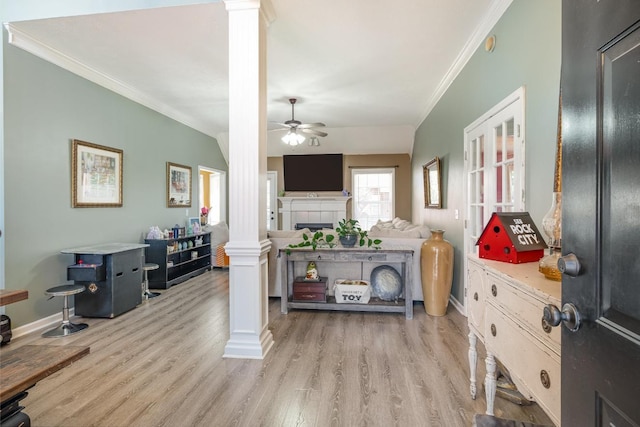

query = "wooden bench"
[0,345,90,403]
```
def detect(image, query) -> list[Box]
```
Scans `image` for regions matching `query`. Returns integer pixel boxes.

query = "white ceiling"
[6,0,509,160]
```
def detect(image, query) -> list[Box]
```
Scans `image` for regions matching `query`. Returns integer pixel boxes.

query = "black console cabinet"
[144,232,212,289]
[62,243,147,318]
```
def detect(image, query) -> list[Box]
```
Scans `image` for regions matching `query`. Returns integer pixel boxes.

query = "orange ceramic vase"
[420,229,454,316]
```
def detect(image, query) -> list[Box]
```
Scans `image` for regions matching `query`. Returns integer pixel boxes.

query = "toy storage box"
[334,279,371,304]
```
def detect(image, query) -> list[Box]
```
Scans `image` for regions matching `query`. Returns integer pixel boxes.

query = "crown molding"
[415,0,513,129]
[4,22,214,139]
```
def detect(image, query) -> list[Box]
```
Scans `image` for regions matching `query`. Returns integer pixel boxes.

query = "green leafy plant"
[336,218,382,249]
[286,230,336,254]
[286,219,383,253]
[335,218,359,237]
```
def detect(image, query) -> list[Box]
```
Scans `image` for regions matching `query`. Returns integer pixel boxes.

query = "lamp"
[282,129,305,145]
[308,137,320,146]
[538,89,563,282]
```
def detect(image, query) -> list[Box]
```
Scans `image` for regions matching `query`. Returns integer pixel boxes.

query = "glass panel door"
[463,87,525,312]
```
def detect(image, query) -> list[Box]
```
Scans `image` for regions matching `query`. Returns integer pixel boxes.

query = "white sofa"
[208,221,229,268]
[267,218,431,301]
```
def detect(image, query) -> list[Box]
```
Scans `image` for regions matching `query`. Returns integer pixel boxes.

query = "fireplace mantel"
[278,197,351,230]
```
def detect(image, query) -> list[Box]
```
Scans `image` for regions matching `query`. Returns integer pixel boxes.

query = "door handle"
[543,303,582,332]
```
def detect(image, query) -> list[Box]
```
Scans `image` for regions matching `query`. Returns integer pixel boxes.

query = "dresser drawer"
[335,252,407,262]
[485,307,560,426]
[288,252,336,262]
[467,260,486,336]
[484,272,561,351]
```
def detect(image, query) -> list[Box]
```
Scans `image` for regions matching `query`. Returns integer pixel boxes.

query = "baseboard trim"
[10,309,75,339]
[450,295,466,317]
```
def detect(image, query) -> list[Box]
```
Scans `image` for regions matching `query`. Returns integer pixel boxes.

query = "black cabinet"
[62,243,147,318]
[144,232,212,289]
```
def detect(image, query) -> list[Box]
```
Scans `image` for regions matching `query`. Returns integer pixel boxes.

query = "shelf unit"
[144,232,212,289]
[280,247,414,319]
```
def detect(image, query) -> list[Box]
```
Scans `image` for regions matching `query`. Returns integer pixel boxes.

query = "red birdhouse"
[476,212,547,264]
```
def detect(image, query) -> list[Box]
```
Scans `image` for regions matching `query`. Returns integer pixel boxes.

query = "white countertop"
[60,243,149,255]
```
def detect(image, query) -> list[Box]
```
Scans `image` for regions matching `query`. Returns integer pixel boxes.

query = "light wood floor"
[7,269,553,427]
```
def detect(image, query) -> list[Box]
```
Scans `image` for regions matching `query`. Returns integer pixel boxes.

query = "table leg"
[485,352,497,416]
[405,257,413,319]
[468,331,478,399]
[280,251,288,314]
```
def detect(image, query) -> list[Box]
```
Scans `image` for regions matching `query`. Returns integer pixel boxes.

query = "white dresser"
[467,254,561,426]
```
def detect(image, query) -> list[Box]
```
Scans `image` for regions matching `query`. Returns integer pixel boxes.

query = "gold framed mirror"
[423,157,442,209]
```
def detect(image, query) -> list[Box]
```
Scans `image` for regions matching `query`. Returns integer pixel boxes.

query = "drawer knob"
[490,323,497,337]
[543,303,582,332]
[317,255,322,260]
[540,370,551,389]
[368,256,373,261]
[491,284,497,297]
[473,292,478,301]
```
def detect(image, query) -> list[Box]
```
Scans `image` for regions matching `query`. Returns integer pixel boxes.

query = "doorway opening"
[198,166,226,225]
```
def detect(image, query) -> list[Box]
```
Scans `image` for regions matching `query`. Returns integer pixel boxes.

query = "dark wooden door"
[561,1,640,426]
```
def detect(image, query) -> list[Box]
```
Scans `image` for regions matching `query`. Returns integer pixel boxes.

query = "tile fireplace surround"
[278,197,351,230]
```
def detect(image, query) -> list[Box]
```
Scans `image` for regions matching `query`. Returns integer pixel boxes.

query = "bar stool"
[42,284,88,337]
[142,263,160,299]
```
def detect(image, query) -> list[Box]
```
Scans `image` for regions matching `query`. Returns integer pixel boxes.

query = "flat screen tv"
[283,154,343,191]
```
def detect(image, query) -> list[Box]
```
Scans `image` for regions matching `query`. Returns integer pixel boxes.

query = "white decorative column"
[223,0,275,359]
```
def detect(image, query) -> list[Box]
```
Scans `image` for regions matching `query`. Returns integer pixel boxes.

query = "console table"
[467,254,561,426]
[280,247,413,319]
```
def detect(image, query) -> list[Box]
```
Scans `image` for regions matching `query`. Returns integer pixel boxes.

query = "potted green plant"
[336,218,382,249]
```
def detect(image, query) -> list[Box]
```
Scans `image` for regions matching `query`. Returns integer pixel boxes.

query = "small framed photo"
[423,156,442,209]
[187,217,200,231]
[72,139,123,208]
[167,162,192,207]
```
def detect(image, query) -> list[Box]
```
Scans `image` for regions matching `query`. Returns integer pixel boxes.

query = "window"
[464,87,525,257]
[351,168,395,229]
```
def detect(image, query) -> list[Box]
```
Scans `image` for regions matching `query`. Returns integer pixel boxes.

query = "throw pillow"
[368,227,422,239]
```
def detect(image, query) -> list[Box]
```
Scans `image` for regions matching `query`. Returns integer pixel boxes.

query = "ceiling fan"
[272,98,327,145]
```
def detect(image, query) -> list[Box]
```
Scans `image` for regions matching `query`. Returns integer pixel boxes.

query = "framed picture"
[187,217,200,230]
[423,156,442,209]
[167,162,192,207]
[72,139,123,208]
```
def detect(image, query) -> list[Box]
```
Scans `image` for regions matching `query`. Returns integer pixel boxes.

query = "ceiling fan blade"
[298,122,326,129]
[270,122,292,128]
[301,128,328,137]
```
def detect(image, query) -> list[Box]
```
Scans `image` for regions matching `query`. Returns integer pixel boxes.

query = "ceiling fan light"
[282,131,305,145]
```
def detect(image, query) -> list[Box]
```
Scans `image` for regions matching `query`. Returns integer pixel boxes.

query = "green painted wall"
[3,35,227,327]
[411,0,561,305]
